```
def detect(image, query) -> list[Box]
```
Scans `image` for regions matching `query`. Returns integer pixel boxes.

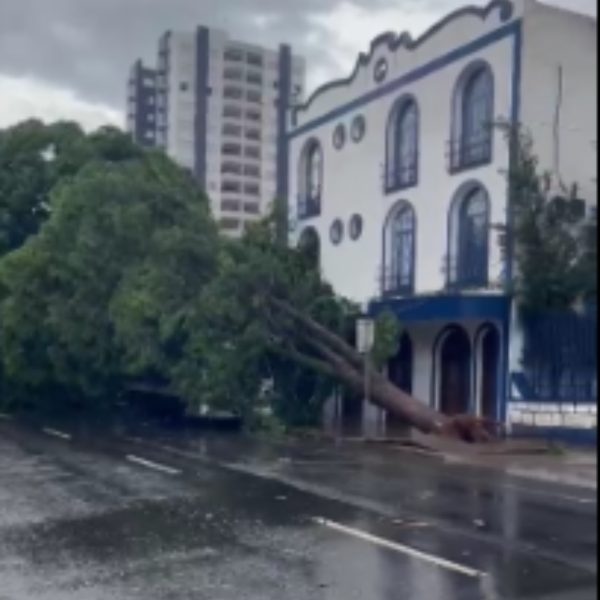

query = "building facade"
[127,28,305,235]
[287,0,597,439]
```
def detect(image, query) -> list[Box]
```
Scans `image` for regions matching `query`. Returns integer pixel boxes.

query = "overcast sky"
[0,0,596,131]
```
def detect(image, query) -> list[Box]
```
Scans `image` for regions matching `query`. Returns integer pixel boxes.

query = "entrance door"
[387,333,413,432]
[480,327,500,420]
[440,328,471,415]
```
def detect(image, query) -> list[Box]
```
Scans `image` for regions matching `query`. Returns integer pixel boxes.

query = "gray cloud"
[0,0,596,114]
[0,0,416,110]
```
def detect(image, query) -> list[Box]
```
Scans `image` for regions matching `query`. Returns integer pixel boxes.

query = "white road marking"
[42,428,72,441]
[126,454,181,476]
[313,517,486,579]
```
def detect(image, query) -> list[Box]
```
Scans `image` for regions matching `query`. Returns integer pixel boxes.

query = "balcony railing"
[448,135,492,173]
[383,159,418,193]
[445,255,489,290]
[297,196,321,220]
[380,267,414,297]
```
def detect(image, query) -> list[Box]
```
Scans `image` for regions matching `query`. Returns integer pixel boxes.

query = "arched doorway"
[439,327,471,415]
[479,326,500,420]
[387,332,413,433]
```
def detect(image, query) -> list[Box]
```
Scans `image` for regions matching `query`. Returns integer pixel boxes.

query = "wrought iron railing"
[445,255,489,289]
[297,195,321,219]
[380,267,414,297]
[520,309,598,402]
[447,135,492,172]
[383,159,418,192]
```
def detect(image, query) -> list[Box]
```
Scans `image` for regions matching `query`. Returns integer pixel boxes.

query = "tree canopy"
[0,129,217,411]
[0,120,142,256]
[505,128,597,311]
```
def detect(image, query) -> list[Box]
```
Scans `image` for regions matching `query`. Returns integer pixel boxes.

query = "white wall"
[521,1,597,203]
[159,28,306,235]
[289,4,518,305]
[167,32,197,171]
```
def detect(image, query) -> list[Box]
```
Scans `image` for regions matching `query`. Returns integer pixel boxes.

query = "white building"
[287,0,597,439]
[128,27,305,235]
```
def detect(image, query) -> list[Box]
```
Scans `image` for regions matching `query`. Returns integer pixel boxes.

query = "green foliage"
[0,120,142,255]
[0,146,217,412]
[170,216,355,425]
[503,127,597,311]
[371,311,401,369]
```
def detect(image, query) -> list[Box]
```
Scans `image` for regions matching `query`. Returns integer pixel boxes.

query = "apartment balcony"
[380,267,414,298]
[445,255,489,290]
[383,157,418,193]
[297,195,321,220]
[447,135,493,173]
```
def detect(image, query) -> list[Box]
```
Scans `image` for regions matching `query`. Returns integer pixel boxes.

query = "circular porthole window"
[349,214,363,240]
[351,115,366,143]
[332,124,346,150]
[374,58,389,83]
[330,219,344,245]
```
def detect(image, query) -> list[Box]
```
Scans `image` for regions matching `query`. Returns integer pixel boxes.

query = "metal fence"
[521,308,598,402]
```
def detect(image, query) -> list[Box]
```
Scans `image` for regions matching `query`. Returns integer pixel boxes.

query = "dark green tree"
[173,218,489,441]
[0,150,217,411]
[0,120,142,255]
[503,128,597,311]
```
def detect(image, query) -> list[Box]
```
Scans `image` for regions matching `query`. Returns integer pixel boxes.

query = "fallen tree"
[174,217,497,443]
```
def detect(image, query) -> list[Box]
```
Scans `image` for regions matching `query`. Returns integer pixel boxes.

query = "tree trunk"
[270,298,497,443]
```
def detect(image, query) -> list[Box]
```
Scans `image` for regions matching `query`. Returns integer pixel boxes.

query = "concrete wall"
[508,401,597,430]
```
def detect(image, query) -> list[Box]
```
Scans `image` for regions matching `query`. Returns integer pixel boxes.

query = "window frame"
[385,95,420,194]
[297,138,323,220]
[447,182,491,289]
[449,61,495,174]
[382,201,417,296]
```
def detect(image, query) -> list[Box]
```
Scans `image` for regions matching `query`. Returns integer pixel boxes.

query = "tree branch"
[269,297,364,371]
[269,342,339,380]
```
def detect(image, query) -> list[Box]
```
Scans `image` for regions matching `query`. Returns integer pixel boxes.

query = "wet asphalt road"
[0,421,596,600]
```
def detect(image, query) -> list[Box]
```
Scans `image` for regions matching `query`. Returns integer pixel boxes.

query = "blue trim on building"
[370,293,511,323]
[504,20,523,286]
[289,20,521,141]
[195,27,210,187]
[277,44,292,242]
[295,0,514,116]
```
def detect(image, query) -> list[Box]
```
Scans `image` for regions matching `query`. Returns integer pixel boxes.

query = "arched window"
[298,139,322,219]
[448,184,490,288]
[386,97,419,192]
[450,63,494,172]
[383,202,416,295]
